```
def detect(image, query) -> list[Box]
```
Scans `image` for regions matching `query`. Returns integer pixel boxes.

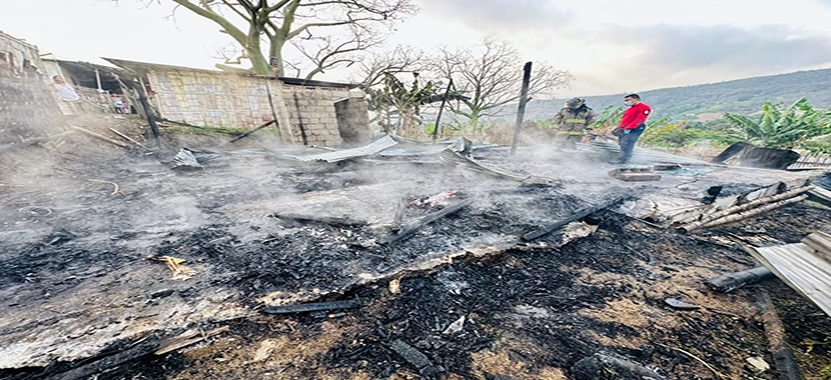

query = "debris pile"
[2,130,831,379]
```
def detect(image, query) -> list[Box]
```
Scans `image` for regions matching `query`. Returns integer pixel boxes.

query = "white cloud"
[2,0,830,96]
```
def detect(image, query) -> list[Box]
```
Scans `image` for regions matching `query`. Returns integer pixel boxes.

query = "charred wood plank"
[155,326,229,355]
[390,198,408,231]
[705,266,775,293]
[261,300,360,315]
[522,196,627,241]
[388,339,442,376]
[229,119,276,143]
[758,290,803,380]
[272,213,367,227]
[380,199,474,245]
[46,337,161,380]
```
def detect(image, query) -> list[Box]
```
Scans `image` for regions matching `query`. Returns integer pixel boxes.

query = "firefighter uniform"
[552,102,596,150]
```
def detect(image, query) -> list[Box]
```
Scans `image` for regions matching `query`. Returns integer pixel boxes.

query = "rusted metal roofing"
[746,231,831,316]
[283,135,397,162]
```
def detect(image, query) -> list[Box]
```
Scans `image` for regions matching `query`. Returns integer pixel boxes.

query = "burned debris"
[3,34,831,379]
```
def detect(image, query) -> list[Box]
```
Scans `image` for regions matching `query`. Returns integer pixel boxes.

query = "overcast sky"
[3,0,831,97]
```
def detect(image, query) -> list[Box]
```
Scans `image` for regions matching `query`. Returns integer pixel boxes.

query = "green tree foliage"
[640,123,740,148]
[364,73,437,134]
[724,98,831,148]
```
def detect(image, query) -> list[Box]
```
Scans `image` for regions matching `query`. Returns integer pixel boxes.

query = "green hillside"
[521,68,831,122]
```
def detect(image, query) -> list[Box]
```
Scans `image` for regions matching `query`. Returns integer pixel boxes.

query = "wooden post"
[510,62,532,155]
[293,93,308,145]
[94,68,102,90]
[432,79,453,143]
[135,77,161,143]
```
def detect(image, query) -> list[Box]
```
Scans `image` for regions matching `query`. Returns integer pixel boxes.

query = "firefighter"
[552,97,596,150]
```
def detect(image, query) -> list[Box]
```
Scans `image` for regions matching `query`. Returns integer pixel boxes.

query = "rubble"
[664,297,701,310]
[522,196,627,240]
[3,115,831,378]
[608,167,662,182]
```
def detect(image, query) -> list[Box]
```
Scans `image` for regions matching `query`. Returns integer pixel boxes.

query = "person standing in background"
[51,75,83,115]
[613,94,651,163]
[113,95,124,114]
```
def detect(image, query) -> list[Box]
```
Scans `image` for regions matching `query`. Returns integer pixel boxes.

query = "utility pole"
[510,62,532,156]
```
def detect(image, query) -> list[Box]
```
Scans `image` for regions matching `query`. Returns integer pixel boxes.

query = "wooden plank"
[109,128,152,152]
[69,125,129,148]
[523,196,627,241]
[261,300,360,315]
[758,290,803,380]
[272,213,367,227]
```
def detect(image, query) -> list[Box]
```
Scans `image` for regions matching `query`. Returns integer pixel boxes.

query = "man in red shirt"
[613,93,651,163]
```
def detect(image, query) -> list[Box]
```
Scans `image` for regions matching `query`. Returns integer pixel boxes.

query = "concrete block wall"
[147,70,276,130]
[144,67,367,147]
[283,86,347,146]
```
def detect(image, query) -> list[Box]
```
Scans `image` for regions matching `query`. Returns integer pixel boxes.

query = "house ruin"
[104,58,370,147]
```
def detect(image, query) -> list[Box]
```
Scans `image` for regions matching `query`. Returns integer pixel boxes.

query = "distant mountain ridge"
[516,68,831,122]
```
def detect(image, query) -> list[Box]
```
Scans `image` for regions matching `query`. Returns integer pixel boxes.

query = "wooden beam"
[70,125,128,148]
[261,300,360,315]
[510,62,532,155]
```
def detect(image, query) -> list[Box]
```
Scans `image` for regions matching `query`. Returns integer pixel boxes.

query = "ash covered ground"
[1,122,830,379]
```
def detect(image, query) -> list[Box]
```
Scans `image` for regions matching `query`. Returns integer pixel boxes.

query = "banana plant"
[724,98,831,148]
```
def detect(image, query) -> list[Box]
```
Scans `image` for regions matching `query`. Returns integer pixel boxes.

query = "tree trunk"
[269,36,287,77]
[246,33,272,76]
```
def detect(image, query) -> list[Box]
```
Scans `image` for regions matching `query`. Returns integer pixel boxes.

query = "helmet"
[566,97,585,109]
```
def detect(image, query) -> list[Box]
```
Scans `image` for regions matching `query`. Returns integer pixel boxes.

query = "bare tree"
[434,37,572,127]
[354,45,427,89]
[149,0,417,77]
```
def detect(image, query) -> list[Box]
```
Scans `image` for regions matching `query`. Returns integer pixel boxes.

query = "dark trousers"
[554,134,582,150]
[618,124,645,162]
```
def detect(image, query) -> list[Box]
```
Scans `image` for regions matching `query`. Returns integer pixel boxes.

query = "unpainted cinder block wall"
[145,68,369,147]
[283,86,348,147]
[147,69,277,130]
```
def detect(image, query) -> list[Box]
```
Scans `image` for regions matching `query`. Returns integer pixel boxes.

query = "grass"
[158,124,274,137]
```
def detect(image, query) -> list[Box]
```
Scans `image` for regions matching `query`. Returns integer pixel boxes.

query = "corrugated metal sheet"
[282,135,397,162]
[788,153,831,170]
[439,149,529,181]
[808,187,831,207]
[747,232,831,316]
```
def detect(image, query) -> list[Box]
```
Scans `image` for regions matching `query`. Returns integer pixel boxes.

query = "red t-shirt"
[618,103,652,130]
